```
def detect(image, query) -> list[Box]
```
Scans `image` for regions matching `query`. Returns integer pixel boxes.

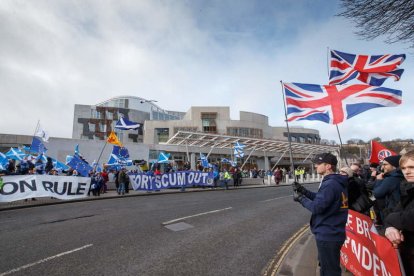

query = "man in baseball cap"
[292,152,348,276]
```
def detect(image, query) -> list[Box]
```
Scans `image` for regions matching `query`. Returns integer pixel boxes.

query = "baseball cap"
[312,153,338,166]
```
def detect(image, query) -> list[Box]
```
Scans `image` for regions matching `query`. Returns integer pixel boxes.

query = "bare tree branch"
[339,0,414,47]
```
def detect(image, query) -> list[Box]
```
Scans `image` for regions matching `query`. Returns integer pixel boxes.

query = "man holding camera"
[292,152,348,276]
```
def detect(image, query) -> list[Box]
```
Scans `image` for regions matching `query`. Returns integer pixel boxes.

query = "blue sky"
[0,0,412,143]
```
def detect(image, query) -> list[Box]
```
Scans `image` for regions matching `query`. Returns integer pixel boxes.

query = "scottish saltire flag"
[74,144,81,156]
[329,50,405,86]
[233,142,245,158]
[221,158,230,163]
[112,146,130,159]
[91,160,102,172]
[107,154,132,167]
[115,117,140,130]
[66,155,73,164]
[200,153,209,167]
[0,153,8,170]
[35,123,49,142]
[157,152,170,163]
[35,153,48,163]
[52,158,69,171]
[283,83,402,124]
[67,155,93,177]
[6,148,27,161]
[30,137,47,154]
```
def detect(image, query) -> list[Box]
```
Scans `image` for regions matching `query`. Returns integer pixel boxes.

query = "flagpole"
[335,124,349,166]
[241,145,257,170]
[327,46,331,78]
[95,141,107,171]
[280,81,296,181]
[29,120,40,154]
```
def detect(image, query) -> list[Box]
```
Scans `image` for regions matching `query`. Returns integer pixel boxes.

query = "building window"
[155,128,169,143]
[91,109,101,119]
[88,122,95,132]
[227,127,263,139]
[174,127,198,133]
[99,123,106,132]
[201,113,217,133]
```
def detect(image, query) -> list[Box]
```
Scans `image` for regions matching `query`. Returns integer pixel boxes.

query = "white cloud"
[0,0,412,144]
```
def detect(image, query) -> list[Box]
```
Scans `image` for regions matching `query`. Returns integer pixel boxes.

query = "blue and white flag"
[91,160,103,172]
[157,152,170,164]
[221,158,230,163]
[5,148,27,161]
[35,123,49,142]
[66,155,73,164]
[115,117,140,130]
[35,153,48,163]
[200,153,209,168]
[30,137,47,154]
[0,153,8,170]
[52,158,69,171]
[67,155,93,177]
[74,144,81,156]
[107,154,132,167]
[233,142,245,158]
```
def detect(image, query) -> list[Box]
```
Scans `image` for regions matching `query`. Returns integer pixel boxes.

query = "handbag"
[351,192,374,213]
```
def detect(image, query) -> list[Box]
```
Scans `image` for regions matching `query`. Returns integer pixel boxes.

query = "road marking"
[162,207,233,225]
[260,195,292,202]
[262,225,309,276]
[0,244,93,276]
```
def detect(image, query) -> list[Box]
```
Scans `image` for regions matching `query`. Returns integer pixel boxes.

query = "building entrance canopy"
[163,131,338,155]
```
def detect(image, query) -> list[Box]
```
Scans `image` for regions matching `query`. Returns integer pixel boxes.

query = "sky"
[1,0,413,144]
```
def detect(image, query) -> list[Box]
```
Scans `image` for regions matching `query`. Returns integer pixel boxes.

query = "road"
[0,184,317,276]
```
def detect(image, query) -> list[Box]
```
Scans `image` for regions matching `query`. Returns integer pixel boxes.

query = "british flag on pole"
[329,50,405,86]
[283,83,402,124]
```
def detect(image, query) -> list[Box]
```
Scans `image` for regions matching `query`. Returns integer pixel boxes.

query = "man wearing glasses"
[292,153,348,276]
[373,155,404,223]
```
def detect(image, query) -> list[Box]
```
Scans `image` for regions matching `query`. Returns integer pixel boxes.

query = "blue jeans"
[316,239,343,276]
[118,182,125,195]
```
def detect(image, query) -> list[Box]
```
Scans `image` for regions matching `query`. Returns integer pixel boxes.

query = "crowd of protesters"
[338,152,414,275]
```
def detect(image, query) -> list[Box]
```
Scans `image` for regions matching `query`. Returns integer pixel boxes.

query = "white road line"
[260,195,292,202]
[162,207,233,225]
[0,244,93,276]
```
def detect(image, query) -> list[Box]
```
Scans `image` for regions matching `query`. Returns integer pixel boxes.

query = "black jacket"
[385,181,414,247]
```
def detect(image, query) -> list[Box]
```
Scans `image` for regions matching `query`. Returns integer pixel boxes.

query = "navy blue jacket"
[299,174,349,242]
[373,169,403,212]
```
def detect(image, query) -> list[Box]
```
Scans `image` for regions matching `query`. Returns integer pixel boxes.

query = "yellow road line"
[263,224,309,276]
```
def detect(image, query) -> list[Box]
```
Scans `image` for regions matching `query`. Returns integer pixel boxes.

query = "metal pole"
[95,141,107,171]
[336,124,349,166]
[280,81,295,176]
[271,151,287,171]
[206,142,216,159]
[241,145,257,170]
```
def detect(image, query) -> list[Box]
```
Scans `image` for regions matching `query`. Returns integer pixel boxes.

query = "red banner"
[369,140,396,164]
[340,210,402,276]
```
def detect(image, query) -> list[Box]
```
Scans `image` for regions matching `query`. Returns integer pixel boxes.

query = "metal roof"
[163,131,339,155]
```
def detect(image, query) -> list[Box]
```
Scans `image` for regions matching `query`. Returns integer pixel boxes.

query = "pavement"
[0,182,352,276]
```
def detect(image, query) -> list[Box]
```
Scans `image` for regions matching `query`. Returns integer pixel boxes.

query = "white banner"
[0,175,91,202]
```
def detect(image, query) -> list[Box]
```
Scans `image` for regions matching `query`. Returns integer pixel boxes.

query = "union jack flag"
[329,50,405,86]
[283,83,402,124]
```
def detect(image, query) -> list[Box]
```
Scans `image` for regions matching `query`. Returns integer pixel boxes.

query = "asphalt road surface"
[0,184,318,276]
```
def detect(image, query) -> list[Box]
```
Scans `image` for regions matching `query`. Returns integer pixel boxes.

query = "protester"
[274,167,282,185]
[117,168,128,195]
[373,155,404,222]
[341,166,371,215]
[384,151,414,275]
[293,153,348,276]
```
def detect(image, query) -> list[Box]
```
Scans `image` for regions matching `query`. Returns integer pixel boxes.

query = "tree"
[339,0,414,47]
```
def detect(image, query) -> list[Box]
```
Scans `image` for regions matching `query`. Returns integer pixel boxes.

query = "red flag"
[369,140,396,164]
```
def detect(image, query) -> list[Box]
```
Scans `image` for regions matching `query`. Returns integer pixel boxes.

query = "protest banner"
[0,175,91,202]
[341,210,402,276]
[129,171,214,191]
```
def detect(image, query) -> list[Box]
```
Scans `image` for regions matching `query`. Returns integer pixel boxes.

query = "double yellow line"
[262,224,310,276]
